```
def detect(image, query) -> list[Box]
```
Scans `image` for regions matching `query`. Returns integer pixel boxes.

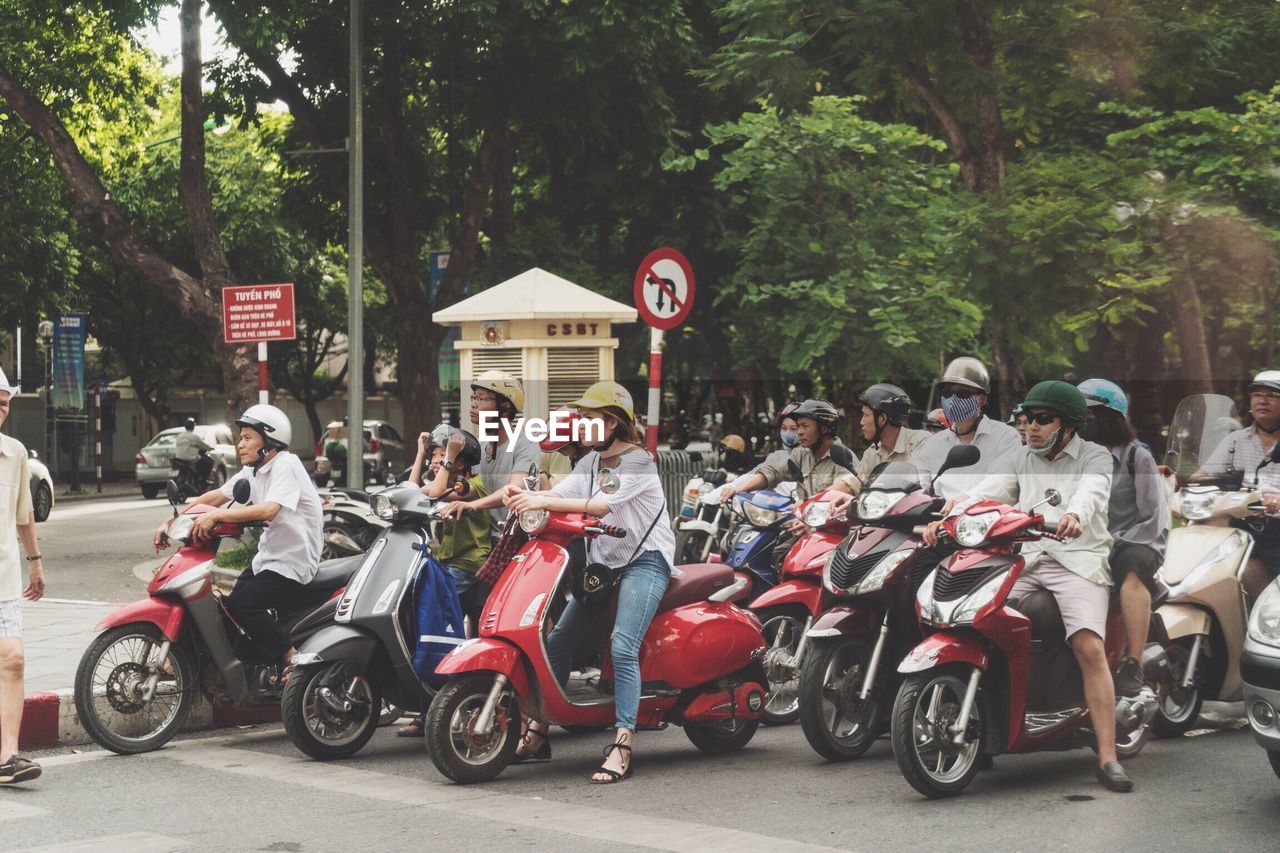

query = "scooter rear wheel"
[74,624,195,755]
[891,666,983,799]
[425,674,518,783]
[1153,637,1204,738]
[798,636,882,760]
[684,717,759,754]
[282,663,381,760]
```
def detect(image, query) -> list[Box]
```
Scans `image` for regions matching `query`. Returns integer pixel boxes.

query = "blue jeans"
[447,566,478,596]
[545,550,671,730]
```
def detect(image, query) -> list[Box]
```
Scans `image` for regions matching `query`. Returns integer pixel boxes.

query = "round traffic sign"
[633,248,695,331]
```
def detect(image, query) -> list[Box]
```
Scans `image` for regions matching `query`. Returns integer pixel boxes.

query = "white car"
[135,424,240,499]
[28,450,53,522]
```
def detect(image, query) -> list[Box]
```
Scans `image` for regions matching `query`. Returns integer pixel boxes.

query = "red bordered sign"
[222,283,297,343]
[633,248,695,331]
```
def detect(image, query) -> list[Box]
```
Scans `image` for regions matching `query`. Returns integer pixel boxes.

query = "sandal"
[514,719,551,763]
[590,741,632,784]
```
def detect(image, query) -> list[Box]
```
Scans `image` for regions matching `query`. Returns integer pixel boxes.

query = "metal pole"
[257,341,269,405]
[346,0,364,490]
[645,326,663,458]
[94,381,102,493]
[14,325,20,388]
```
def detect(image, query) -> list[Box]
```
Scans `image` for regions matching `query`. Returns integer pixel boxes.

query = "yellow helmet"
[719,434,746,454]
[471,369,525,413]
[569,380,635,422]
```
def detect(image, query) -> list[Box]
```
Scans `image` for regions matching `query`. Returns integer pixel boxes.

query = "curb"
[19,688,281,752]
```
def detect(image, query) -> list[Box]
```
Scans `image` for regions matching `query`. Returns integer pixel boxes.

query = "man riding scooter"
[173,418,213,494]
[830,384,929,514]
[925,381,1132,792]
[1201,370,1280,602]
[154,404,323,665]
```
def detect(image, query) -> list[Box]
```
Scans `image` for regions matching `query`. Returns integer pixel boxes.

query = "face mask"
[942,394,981,428]
[1029,427,1065,459]
[779,430,799,448]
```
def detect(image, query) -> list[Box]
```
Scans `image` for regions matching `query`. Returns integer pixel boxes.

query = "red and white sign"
[633,248,695,331]
[222,283,297,343]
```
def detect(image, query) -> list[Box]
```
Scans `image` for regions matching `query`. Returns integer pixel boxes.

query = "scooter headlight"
[519,509,549,534]
[740,500,789,527]
[1248,581,1280,649]
[370,493,396,521]
[951,570,1010,625]
[803,501,831,528]
[916,569,937,622]
[857,490,902,522]
[856,549,912,594]
[954,510,1000,548]
[1178,490,1218,521]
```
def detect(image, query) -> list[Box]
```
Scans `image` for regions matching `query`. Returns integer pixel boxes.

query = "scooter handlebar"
[584,524,627,538]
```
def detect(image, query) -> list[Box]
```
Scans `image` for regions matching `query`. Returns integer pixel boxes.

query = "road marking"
[34,597,115,607]
[47,499,160,521]
[0,801,48,822]
[159,737,840,852]
[13,832,189,852]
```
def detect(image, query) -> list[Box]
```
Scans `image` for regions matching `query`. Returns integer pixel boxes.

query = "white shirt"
[221,451,323,584]
[964,434,1114,585]
[0,434,33,602]
[914,415,1023,500]
[553,447,676,569]
[1203,426,1280,491]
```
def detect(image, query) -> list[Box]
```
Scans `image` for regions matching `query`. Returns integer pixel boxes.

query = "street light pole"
[346,0,364,490]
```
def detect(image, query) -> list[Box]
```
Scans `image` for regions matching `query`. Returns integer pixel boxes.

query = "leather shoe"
[1096,761,1133,792]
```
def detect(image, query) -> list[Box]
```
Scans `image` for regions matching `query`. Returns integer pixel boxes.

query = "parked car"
[28,450,53,522]
[313,420,407,486]
[135,424,239,499]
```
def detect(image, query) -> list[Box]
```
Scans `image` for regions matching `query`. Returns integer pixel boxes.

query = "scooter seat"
[657,563,735,613]
[309,553,364,592]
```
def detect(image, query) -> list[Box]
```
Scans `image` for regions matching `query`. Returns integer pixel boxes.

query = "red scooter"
[796,457,962,760]
[425,509,769,783]
[890,488,1158,798]
[748,487,848,724]
[74,480,359,754]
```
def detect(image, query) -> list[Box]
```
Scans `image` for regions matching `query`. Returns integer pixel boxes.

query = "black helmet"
[858,383,912,426]
[184,417,196,430]
[429,424,482,470]
[791,399,840,433]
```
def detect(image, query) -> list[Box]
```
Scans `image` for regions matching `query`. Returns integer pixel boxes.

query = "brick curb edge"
[19,689,280,752]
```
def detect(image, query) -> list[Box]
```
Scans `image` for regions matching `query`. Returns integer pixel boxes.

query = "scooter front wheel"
[282,663,381,760]
[891,666,983,799]
[74,624,195,755]
[1153,637,1204,737]
[798,636,882,760]
[425,674,518,783]
[757,606,807,725]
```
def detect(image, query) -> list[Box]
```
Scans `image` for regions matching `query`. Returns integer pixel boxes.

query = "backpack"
[410,553,467,688]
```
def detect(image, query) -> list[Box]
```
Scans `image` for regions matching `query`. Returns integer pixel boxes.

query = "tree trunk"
[1168,272,1215,396]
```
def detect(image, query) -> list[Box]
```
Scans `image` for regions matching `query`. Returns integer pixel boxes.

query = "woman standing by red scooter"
[505,381,676,783]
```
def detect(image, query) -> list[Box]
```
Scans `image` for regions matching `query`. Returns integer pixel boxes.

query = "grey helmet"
[939,357,990,393]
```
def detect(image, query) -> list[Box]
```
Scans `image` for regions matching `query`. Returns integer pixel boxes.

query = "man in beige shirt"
[832,384,929,510]
[0,369,45,784]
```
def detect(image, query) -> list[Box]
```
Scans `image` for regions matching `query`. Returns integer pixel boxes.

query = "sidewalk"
[52,481,142,504]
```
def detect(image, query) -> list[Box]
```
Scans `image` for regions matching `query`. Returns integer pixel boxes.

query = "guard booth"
[432,268,637,420]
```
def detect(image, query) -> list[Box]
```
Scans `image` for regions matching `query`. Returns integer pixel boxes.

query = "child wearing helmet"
[462,370,539,539]
[1077,379,1169,700]
[504,380,676,784]
[157,404,324,667]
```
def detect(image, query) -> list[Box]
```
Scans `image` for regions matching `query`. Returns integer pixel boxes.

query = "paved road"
[8,714,1280,852]
[37,494,174,604]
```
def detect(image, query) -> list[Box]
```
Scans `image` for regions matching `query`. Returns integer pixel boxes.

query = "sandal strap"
[592,766,624,781]
[602,742,632,757]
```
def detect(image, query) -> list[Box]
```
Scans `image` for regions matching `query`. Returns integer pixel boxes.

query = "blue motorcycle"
[722,489,797,599]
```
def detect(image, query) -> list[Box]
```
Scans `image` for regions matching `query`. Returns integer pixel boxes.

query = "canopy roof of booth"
[432,267,637,325]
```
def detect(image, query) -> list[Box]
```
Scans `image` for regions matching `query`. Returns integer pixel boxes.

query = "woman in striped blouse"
[506,381,676,783]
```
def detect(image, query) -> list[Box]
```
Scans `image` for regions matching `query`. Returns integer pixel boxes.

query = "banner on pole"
[52,313,87,412]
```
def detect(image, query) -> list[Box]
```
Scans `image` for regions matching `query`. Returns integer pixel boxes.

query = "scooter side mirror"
[165,479,181,515]
[931,444,981,492]
[232,478,251,505]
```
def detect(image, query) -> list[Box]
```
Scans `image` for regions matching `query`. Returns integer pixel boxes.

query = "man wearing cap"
[914,357,1022,500]
[0,369,45,784]
[926,380,1129,792]
[1201,370,1280,600]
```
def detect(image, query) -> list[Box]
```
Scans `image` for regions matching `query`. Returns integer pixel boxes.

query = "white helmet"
[471,369,525,413]
[235,404,292,450]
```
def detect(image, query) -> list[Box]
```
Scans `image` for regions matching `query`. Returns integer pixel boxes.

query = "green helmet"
[1021,381,1087,427]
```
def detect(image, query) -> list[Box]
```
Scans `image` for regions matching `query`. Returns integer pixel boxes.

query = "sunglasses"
[942,387,979,400]
[1024,411,1061,426]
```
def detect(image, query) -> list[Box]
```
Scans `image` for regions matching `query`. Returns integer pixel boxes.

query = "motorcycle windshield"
[1164,394,1241,479]
[864,461,927,493]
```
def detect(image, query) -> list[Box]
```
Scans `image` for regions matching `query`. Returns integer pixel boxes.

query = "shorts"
[0,599,22,639]
[447,566,479,596]
[1110,541,1162,593]
[1009,557,1109,641]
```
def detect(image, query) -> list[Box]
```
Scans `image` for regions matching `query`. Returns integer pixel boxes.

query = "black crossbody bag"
[571,453,664,609]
